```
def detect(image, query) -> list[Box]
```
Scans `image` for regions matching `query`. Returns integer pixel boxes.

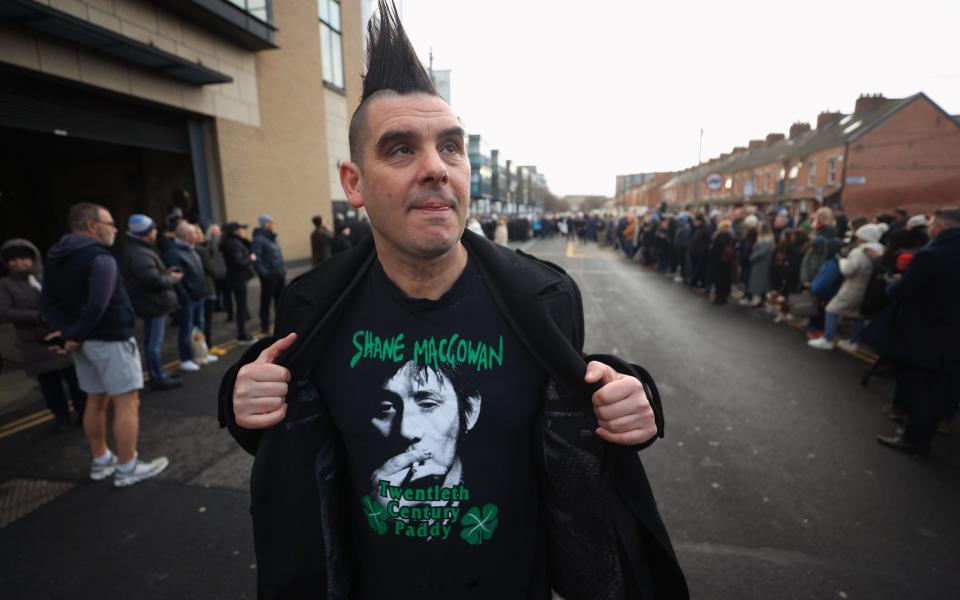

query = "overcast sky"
[395,0,960,197]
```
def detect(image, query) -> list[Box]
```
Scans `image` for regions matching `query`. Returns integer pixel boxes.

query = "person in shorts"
[41,202,169,487]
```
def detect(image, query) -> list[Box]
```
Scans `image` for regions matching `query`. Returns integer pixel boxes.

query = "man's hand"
[585,360,657,445]
[43,331,78,355]
[234,333,297,429]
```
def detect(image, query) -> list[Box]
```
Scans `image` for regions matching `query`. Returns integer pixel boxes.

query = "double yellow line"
[0,331,262,441]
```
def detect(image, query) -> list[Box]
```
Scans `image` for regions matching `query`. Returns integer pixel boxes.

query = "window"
[318,0,344,89]
[806,160,816,188]
[827,158,838,185]
[227,0,272,23]
[764,170,771,192]
[788,164,800,180]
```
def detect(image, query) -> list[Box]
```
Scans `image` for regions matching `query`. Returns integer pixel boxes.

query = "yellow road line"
[0,413,54,439]
[566,241,576,258]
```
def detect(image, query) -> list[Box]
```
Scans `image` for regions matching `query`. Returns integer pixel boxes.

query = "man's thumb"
[256,332,298,364]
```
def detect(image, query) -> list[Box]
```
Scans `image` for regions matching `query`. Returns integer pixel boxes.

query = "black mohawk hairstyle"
[361,0,437,103]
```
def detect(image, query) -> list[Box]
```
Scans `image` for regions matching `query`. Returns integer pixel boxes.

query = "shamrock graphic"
[362,496,388,536]
[460,503,499,546]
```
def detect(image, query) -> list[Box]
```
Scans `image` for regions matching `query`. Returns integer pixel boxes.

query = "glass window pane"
[319,23,333,83]
[332,31,343,87]
[331,1,341,30]
[318,0,329,23]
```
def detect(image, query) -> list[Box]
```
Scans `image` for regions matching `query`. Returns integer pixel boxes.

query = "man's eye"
[376,402,396,417]
[390,146,412,156]
[441,143,460,154]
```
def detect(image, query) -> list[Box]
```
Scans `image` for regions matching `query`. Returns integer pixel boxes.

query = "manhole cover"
[0,478,75,527]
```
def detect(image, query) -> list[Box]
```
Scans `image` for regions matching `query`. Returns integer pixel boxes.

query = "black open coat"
[218,230,688,599]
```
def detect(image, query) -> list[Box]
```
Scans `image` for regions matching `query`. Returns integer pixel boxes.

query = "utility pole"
[693,125,703,210]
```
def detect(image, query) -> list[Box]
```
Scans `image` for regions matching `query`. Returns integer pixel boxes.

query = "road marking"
[566,241,577,258]
[0,329,264,439]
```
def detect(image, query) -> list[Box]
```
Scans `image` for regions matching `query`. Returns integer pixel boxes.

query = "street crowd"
[574,204,960,456]
[0,202,376,487]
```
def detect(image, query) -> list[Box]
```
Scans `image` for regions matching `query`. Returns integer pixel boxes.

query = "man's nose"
[398,403,423,442]
[418,147,448,186]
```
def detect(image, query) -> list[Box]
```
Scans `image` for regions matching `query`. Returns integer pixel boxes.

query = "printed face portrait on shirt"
[368,360,481,495]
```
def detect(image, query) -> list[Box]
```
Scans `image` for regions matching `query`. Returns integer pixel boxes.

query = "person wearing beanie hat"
[121,215,183,390]
[808,222,885,351]
[127,214,156,236]
[906,214,929,230]
[1,238,85,431]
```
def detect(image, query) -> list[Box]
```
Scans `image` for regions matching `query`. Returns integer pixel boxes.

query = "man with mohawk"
[218,2,687,598]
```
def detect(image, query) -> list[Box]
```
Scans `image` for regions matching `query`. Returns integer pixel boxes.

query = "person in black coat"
[121,215,183,389]
[163,221,208,371]
[707,221,735,305]
[868,208,960,455]
[219,222,256,343]
[687,214,711,290]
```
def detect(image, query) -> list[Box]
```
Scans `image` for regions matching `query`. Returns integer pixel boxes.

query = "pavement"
[1,237,958,599]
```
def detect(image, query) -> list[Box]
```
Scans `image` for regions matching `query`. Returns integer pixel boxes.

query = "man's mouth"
[409,200,454,212]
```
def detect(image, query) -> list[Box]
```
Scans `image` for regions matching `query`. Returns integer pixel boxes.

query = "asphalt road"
[1,236,957,599]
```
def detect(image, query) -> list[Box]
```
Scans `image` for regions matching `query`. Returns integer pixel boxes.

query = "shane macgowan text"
[350,330,504,371]
[362,481,499,545]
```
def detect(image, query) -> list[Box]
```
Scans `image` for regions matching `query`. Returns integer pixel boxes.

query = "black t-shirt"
[311,252,550,599]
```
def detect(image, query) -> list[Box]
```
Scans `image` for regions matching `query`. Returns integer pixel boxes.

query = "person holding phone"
[0,238,85,431]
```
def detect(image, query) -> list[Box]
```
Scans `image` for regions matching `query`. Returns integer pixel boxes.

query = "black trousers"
[215,278,231,317]
[203,297,215,346]
[896,361,955,448]
[259,273,285,336]
[36,366,85,423]
[228,280,250,340]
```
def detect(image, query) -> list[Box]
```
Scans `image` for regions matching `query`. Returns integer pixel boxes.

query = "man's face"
[91,209,117,247]
[146,229,158,243]
[927,217,945,239]
[376,361,462,483]
[263,220,274,232]
[341,93,470,261]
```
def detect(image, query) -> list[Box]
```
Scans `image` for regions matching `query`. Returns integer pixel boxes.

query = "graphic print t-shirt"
[311,253,549,599]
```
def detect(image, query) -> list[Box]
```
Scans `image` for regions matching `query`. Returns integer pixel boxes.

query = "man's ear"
[340,161,365,209]
[464,394,481,432]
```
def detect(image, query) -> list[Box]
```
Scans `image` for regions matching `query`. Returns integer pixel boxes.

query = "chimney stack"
[854,93,887,116]
[732,146,748,154]
[765,133,785,146]
[817,111,844,129]
[789,122,811,139]
[748,139,765,150]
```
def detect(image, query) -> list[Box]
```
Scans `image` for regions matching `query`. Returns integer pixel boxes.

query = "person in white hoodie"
[808,223,884,351]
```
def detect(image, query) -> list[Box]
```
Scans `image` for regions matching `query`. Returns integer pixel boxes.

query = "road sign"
[846,176,866,185]
[706,173,723,190]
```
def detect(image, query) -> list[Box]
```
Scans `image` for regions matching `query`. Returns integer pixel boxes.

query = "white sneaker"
[837,339,859,353]
[204,355,219,363]
[90,454,118,481]
[739,298,753,306]
[807,337,835,350]
[673,275,684,283]
[114,456,170,488]
[179,360,200,372]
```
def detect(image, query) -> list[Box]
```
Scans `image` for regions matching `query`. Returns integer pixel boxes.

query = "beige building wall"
[0,0,261,125]
[216,0,362,261]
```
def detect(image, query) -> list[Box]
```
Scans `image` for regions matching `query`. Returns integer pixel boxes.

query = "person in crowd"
[867,208,960,455]
[655,218,673,272]
[800,236,828,290]
[218,4,686,596]
[812,207,838,239]
[193,224,222,361]
[688,214,711,290]
[332,221,354,255]
[163,221,207,372]
[707,220,735,305]
[40,203,169,487]
[465,217,484,237]
[120,215,183,391]
[206,224,230,317]
[310,215,333,267]
[737,216,759,305]
[807,224,884,351]
[220,222,257,344]
[493,215,509,246]
[772,210,789,243]
[672,214,692,283]
[250,215,287,337]
[745,222,775,308]
[0,239,86,430]
[806,238,846,338]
